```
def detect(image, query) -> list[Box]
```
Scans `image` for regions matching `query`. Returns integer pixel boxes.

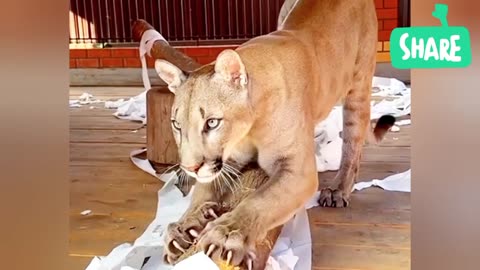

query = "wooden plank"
[68,255,94,270]
[70,106,117,117]
[70,117,144,130]
[70,129,147,144]
[70,143,146,166]
[361,147,410,163]
[70,208,157,255]
[70,164,161,256]
[308,190,410,226]
[312,245,410,270]
[70,68,166,87]
[70,86,146,99]
[311,224,410,249]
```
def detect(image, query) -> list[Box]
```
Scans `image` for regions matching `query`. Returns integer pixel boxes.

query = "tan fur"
[156,0,389,267]
[170,166,280,270]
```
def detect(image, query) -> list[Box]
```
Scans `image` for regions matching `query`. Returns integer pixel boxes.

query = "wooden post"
[146,87,179,165]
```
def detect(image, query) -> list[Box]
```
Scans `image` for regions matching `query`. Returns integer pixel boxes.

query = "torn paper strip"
[353,169,411,192]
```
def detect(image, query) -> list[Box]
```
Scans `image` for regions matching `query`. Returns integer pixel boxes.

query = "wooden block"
[146,87,179,165]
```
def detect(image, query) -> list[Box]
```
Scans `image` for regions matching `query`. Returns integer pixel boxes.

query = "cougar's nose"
[182,163,203,173]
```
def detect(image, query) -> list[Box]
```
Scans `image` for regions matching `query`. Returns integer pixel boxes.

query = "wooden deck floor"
[69,87,411,270]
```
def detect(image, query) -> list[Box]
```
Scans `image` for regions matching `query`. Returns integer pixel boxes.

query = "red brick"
[208,48,223,57]
[70,49,87,58]
[87,48,111,58]
[69,59,76,68]
[384,0,398,8]
[124,58,142,68]
[378,30,392,41]
[76,58,99,68]
[174,47,187,54]
[376,8,398,19]
[383,19,398,30]
[197,56,216,65]
[375,0,383,8]
[112,48,138,58]
[184,47,210,57]
[146,57,156,68]
[100,57,124,68]
[378,20,384,30]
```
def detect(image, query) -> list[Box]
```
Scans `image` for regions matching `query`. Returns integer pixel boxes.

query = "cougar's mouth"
[181,157,223,183]
[194,173,220,183]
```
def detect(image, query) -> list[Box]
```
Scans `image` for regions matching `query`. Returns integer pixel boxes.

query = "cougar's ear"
[155,59,186,94]
[214,49,248,87]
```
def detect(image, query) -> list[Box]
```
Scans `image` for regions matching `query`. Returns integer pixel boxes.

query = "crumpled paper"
[105,91,148,124]
[70,93,103,108]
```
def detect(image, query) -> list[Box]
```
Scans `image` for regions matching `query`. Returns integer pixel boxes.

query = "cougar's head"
[155,50,254,183]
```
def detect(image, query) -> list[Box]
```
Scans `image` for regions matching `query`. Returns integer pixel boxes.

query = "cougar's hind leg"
[319,75,372,208]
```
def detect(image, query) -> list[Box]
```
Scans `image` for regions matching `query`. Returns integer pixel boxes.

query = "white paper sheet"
[352,169,411,192]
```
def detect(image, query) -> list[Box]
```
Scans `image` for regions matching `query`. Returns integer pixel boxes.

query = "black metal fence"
[69,0,285,45]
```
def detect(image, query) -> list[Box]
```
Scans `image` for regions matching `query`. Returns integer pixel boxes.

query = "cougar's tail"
[367,115,396,144]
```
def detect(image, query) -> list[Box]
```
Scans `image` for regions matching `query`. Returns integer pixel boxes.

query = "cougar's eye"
[171,120,181,131]
[205,118,222,131]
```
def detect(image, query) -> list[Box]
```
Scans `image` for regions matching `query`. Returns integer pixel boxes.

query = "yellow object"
[217,261,241,270]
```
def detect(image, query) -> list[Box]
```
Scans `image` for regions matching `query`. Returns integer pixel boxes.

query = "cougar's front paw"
[163,202,223,265]
[197,211,259,270]
[319,188,350,208]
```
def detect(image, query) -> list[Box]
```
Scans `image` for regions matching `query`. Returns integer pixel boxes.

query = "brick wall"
[70,2,397,68]
[375,0,398,62]
[70,46,238,69]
